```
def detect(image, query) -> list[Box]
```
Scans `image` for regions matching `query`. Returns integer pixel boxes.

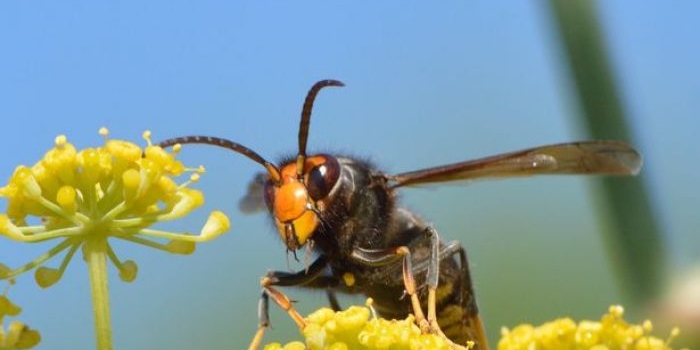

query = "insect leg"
[398,238,489,350]
[263,254,330,286]
[424,226,441,334]
[326,289,342,311]
[423,227,487,350]
[248,255,332,350]
[352,229,471,350]
[350,241,434,336]
[411,240,462,275]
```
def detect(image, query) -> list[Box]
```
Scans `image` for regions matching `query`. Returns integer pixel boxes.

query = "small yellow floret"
[142,130,152,143]
[201,211,231,239]
[54,135,68,147]
[264,342,307,350]
[14,167,42,199]
[0,291,41,349]
[118,260,138,282]
[0,215,24,242]
[55,186,77,213]
[121,168,141,202]
[34,267,62,289]
[0,295,21,319]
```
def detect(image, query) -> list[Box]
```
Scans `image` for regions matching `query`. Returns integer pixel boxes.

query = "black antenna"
[296,79,344,177]
[157,136,281,183]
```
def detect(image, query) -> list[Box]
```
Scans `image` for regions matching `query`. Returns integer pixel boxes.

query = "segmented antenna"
[296,79,345,176]
[156,80,344,183]
[157,136,281,183]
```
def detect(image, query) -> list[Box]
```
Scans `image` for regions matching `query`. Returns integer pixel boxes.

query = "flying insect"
[157,80,642,350]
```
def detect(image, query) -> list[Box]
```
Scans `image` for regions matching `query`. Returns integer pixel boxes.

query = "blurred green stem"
[546,0,666,306]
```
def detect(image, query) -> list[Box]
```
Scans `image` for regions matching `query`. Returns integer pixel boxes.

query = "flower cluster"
[499,305,682,350]
[265,303,684,350]
[0,283,40,349]
[0,128,230,287]
[264,301,460,350]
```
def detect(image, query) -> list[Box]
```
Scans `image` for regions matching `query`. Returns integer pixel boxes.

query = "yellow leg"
[247,277,307,350]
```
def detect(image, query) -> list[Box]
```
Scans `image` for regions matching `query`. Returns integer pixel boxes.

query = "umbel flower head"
[0,281,40,349]
[0,128,230,287]
[265,302,683,350]
[264,299,466,350]
[498,305,683,350]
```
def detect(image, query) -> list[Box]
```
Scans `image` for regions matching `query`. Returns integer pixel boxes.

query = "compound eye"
[306,156,340,201]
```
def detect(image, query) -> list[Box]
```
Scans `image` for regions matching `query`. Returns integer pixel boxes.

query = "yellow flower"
[0,282,40,349]
[266,303,684,350]
[0,129,230,287]
[0,129,230,350]
[264,300,460,350]
[499,305,683,350]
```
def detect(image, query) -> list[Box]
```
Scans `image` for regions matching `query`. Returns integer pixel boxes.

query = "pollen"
[0,128,231,287]
[342,272,355,287]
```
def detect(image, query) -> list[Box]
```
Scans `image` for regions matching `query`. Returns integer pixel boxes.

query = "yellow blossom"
[265,303,684,350]
[0,129,231,350]
[499,305,683,350]
[0,129,230,286]
[264,301,458,350]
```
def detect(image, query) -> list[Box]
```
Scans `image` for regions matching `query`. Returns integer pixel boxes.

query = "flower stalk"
[86,237,112,350]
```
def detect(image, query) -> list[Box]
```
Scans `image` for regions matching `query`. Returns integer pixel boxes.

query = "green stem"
[546,0,666,306]
[86,236,114,350]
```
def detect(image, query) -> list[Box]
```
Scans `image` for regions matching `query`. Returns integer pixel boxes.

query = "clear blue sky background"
[1,2,698,349]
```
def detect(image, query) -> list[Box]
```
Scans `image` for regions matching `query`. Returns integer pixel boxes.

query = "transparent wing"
[390,140,641,187]
[238,172,269,213]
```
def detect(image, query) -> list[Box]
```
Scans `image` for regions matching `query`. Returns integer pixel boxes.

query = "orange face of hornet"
[263,154,340,251]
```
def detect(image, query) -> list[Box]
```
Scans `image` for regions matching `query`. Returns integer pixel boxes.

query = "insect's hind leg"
[402,236,489,349]
[351,228,467,349]
[419,227,491,350]
[422,227,450,339]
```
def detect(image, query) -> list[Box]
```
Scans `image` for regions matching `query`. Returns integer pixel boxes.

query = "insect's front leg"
[249,255,338,350]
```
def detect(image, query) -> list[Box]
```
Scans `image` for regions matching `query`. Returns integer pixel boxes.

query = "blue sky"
[1,2,698,349]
